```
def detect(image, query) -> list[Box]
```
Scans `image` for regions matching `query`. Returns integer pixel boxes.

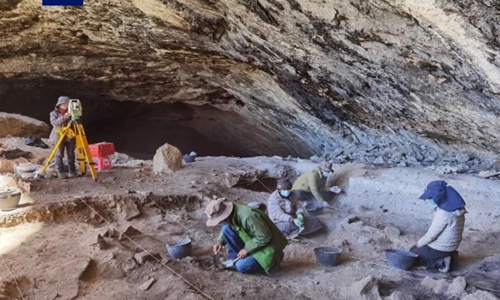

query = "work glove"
[293,214,304,227]
[329,186,342,193]
[297,213,304,223]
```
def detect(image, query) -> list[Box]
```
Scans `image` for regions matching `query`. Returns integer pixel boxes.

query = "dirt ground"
[1,145,500,300]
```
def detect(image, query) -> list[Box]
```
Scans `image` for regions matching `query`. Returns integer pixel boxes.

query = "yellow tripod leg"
[36,123,72,178]
[74,124,87,175]
[74,123,98,181]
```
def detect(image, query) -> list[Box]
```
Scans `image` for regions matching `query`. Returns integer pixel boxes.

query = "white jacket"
[267,191,305,223]
[417,207,466,252]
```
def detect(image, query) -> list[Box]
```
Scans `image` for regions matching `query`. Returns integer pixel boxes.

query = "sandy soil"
[1,145,500,300]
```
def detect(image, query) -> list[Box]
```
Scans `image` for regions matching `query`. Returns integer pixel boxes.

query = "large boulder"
[153,143,183,174]
[0,112,50,138]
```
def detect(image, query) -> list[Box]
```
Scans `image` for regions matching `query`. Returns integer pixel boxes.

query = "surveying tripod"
[36,117,98,181]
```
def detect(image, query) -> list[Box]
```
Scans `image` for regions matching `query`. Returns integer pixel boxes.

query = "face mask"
[280,190,291,198]
[428,199,437,206]
[322,172,330,178]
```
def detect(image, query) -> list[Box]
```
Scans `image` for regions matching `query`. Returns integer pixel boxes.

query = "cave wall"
[0,0,499,157]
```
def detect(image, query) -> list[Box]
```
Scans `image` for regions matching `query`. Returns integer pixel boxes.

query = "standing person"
[292,161,334,211]
[49,96,76,179]
[410,180,466,273]
[206,198,287,274]
[267,179,305,238]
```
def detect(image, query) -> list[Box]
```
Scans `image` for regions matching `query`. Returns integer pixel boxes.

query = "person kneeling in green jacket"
[205,198,288,274]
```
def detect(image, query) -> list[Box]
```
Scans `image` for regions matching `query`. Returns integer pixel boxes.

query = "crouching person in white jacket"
[411,180,466,273]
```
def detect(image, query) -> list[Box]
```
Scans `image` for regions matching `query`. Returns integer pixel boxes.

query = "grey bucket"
[166,237,192,259]
[183,155,196,163]
[385,249,418,270]
[314,246,342,267]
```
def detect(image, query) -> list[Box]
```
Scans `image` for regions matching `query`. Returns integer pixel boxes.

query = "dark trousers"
[55,139,76,174]
[410,245,456,269]
[221,225,263,274]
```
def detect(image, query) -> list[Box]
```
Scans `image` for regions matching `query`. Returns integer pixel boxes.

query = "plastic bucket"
[314,246,342,267]
[183,155,196,163]
[385,249,418,270]
[0,190,21,211]
[166,237,192,259]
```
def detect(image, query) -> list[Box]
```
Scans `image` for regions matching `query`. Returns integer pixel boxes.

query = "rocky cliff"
[0,0,499,160]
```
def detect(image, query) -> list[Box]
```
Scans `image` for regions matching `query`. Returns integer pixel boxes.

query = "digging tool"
[221,257,240,269]
[288,225,305,240]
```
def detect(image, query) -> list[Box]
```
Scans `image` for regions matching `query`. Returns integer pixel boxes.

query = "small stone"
[358,236,372,244]
[350,275,381,299]
[389,291,415,300]
[119,226,143,241]
[391,152,403,163]
[134,251,160,264]
[462,290,498,300]
[96,234,111,250]
[384,226,400,237]
[456,153,470,163]
[340,215,361,228]
[397,161,407,167]
[478,170,500,178]
[117,200,141,221]
[138,278,156,291]
[373,156,385,164]
[445,277,467,298]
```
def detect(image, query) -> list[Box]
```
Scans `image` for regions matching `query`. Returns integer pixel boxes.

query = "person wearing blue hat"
[410,180,467,273]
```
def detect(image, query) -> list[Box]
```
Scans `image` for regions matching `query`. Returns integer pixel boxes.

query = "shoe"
[57,172,68,179]
[67,172,77,178]
[438,256,451,273]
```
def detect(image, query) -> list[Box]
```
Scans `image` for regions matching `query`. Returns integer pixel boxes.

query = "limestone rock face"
[153,143,183,174]
[0,0,499,157]
[0,112,50,138]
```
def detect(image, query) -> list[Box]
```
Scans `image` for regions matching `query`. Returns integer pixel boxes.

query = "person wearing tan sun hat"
[205,197,287,274]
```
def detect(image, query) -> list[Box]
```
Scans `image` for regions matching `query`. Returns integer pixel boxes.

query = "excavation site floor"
[1,156,500,300]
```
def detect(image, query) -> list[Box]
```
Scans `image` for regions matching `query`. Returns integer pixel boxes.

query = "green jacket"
[217,204,288,272]
[292,169,326,202]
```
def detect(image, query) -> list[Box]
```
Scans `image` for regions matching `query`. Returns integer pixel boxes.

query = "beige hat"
[319,161,334,172]
[205,198,234,226]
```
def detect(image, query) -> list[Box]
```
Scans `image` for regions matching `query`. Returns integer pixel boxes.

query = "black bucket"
[314,246,342,267]
[385,249,418,270]
[166,237,192,259]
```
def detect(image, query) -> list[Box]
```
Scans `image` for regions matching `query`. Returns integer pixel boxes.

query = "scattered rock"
[445,276,467,298]
[397,161,407,167]
[153,143,183,174]
[373,156,385,164]
[134,251,160,265]
[456,153,471,163]
[97,234,111,250]
[0,112,50,138]
[384,226,400,237]
[103,228,120,238]
[117,200,141,221]
[462,290,498,300]
[478,170,500,178]
[391,152,403,163]
[350,275,381,300]
[15,163,39,173]
[421,277,448,294]
[119,226,143,241]
[50,256,91,299]
[358,236,372,244]
[389,291,415,300]
[340,215,361,228]
[138,278,156,291]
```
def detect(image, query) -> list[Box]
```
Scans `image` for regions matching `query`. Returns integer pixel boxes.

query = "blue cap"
[419,180,466,212]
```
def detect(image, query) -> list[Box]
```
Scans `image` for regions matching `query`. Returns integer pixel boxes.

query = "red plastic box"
[89,142,115,158]
[93,156,112,171]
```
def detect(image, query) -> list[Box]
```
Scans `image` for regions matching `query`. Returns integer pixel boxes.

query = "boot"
[57,172,68,179]
[438,256,451,273]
